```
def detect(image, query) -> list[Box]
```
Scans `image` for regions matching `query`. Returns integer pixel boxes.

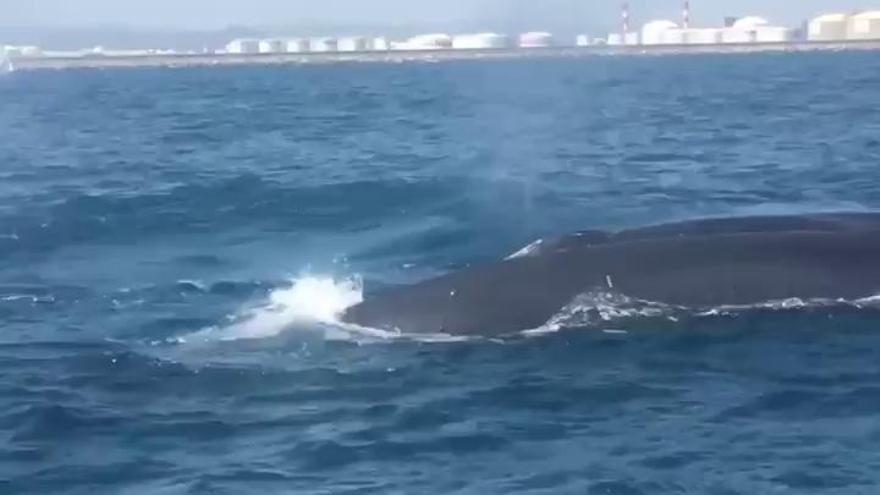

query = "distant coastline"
[9,39,880,72]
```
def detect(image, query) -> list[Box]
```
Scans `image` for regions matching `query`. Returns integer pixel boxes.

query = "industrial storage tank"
[733,16,769,29]
[310,38,338,52]
[519,32,554,48]
[722,28,755,43]
[393,34,453,50]
[683,28,722,44]
[809,13,849,41]
[258,39,285,53]
[285,38,310,53]
[641,20,678,45]
[661,29,687,45]
[721,16,791,43]
[338,37,369,52]
[452,33,510,49]
[576,34,591,46]
[754,27,794,42]
[226,39,260,54]
[722,15,767,43]
[372,37,390,50]
[848,11,880,40]
[606,33,624,46]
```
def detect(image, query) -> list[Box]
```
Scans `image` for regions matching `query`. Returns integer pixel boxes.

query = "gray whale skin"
[342,213,880,335]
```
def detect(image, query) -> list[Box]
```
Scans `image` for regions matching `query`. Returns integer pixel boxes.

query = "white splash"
[200,275,364,341]
[523,290,677,336]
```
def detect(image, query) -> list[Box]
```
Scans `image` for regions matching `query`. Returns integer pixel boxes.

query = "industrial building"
[637,14,792,46]
[519,32,554,48]
[686,28,723,44]
[848,11,880,40]
[641,20,679,45]
[338,37,369,52]
[204,5,878,60]
[606,33,623,45]
[660,29,687,44]
[752,26,794,43]
[13,2,880,71]
[285,39,309,53]
[606,32,639,45]
[809,13,849,41]
[310,38,338,52]
[392,34,452,50]
[720,17,793,43]
[451,33,510,50]
[226,39,259,54]
[258,39,285,54]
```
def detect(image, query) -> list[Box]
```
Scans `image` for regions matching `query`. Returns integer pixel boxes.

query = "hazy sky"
[2,0,870,30]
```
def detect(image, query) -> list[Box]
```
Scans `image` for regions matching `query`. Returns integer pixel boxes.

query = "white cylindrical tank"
[809,13,849,41]
[848,11,880,40]
[519,32,554,48]
[394,34,452,50]
[641,20,678,45]
[576,34,591,46]
[310,38,338,52]
[685,28,722,44]
[721,28,754,43]
[754,27,794,43]
[452,33,510,49]
[226,39,260,54]
[285,38,309,53]
[661,29,687,45]
[372,37,390,50]
[338,37,369,52]
[258,39,285,54]
[721,16,770,43]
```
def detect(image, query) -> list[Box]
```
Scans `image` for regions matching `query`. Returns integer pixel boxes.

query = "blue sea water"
[2,52,880,494]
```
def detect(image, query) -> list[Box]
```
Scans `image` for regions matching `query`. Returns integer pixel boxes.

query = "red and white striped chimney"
[682,0,691,28]
[622,2,631,34]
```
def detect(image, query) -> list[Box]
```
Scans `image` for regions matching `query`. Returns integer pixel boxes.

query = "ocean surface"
[2,52,880,494]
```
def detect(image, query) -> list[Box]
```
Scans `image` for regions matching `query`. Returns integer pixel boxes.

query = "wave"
[527,290,880,336]
[525,291,679,336]
[170,277,880,348]
[167,273,476,348]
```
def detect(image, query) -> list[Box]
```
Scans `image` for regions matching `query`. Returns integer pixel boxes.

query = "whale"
[341,212,880,336]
